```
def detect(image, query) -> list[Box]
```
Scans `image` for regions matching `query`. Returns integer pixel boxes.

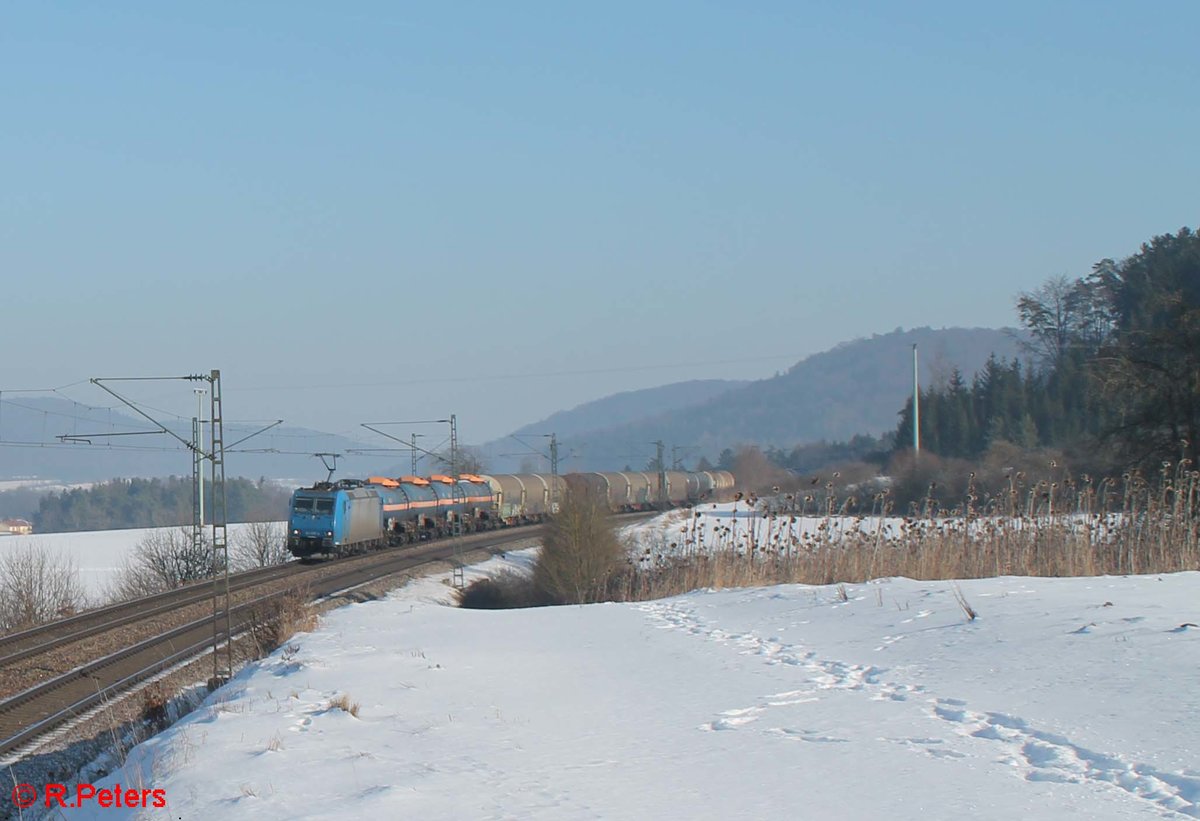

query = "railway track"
[0,562,300,670]
[0,526,544,760]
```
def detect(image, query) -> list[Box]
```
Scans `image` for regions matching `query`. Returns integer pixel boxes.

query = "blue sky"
[2,1,1197,444]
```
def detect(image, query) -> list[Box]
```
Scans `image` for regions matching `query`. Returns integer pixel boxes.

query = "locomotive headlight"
[292,529,300,535]
[326,531,333,537]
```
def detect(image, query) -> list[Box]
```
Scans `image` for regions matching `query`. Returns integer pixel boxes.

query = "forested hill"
[478,379,747,468]
[508,379,747,440]
[541,327,1024,471]
[32,476,292,533]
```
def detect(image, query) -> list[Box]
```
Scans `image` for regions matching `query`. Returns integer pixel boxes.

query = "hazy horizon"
[3,2,1196,446]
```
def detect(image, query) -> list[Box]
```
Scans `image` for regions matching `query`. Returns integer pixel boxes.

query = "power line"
[0,380,90,394]
[0,397,149,431]
[0,439,190,452]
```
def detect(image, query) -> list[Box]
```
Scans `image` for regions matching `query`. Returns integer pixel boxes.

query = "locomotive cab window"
[315,499,334,513]
[293,498,314,511]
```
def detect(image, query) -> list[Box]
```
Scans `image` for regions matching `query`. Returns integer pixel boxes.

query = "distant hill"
[526,327,1025,471]
[510,379,747,440]
[478,379,746,470]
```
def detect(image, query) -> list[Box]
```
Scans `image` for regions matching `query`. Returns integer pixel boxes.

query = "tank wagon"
[481,473,568,523]
[560,470,734,514]
[286,469,735,559]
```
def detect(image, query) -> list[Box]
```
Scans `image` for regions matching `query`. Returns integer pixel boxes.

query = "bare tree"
[108,527,213,601]
[0,546,86,632]
[435,446,487,475]
[231,520,289,570]
[730,446,791,494]
[1014,274,1103,369]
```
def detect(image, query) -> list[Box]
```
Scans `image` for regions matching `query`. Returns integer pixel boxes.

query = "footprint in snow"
[886,736,968,760]
[771,728,849,744]
[927,697,1200,817]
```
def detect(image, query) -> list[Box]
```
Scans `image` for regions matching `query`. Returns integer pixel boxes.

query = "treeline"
[758,434,892,475]
[705,435,891,477]
[33,477,292,533]
[0,487,47,521]
[891,354,1109,464]
[893,227,1200,472]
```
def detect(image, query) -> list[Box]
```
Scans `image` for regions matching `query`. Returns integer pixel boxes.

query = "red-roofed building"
[0,519,33,535]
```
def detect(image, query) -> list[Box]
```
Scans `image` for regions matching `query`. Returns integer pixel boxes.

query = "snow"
[1,528,157,602]
[0,524,286,603]
[621,502,1124,562]
[0,479,95,493]
[48,533,1200,820]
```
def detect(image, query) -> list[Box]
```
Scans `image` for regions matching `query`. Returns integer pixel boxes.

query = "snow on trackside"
[54,554,1199,818]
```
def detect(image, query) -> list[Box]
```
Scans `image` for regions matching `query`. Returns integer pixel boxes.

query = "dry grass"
[327,693,360,717]
[613,463,1200,602]
[245,584,317,658]
[952,585,978,621]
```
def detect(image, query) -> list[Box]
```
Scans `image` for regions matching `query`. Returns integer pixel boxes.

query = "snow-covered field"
[1,528,164,602]
[0,479,95,493]
[622,502,1123,561]
[55,545,1199,819]
[0,524,285,602]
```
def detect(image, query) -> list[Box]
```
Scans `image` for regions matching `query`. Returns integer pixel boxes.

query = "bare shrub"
[231,520,289,570]
[108,527,213,601]
[245,585,316,658]
[0,545,85,632]
[731,446,793,494]
[885,451,976,514]
[813,461,886,495]
[141,683,171,731]
[886,444,1074,516]
[534,487,623,604]
[456,570,548,609]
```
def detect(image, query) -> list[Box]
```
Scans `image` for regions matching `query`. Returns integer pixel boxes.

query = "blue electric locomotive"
[288,484,386,557]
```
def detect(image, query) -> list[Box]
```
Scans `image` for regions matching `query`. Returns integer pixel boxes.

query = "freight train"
[286,470,735,559]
